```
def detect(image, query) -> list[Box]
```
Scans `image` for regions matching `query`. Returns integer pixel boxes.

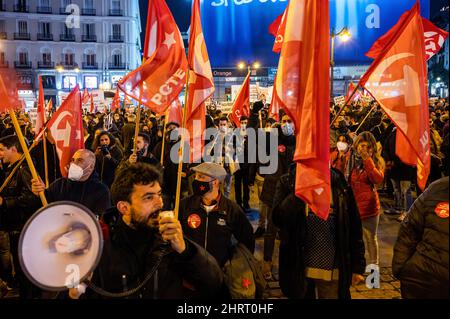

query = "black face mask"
[192,179,212,197]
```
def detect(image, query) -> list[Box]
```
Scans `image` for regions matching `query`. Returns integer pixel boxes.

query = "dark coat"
[272,168,366,299]
[179,194,255,267]
[392,177,449,299]
[40,171,111,216]
[121,122,136,156]
[0,162,36,231]
[382,127,416,181]
[87,217,223,299]
[96,145,123,188]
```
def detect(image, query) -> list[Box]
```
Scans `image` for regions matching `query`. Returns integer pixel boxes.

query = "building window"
[64,53,75,66]
[0,52,6,64]
[111,0,120,10]
[85,54,96,66]
[18,21,28,34]
[19,51,28,64]
[84,24,95,37]
[42,52,51,64]
[62,76,77,90]
[112,24,121,37]
[112,54,122,66]
[0,20,5,32]
[40,0,50,6]
[39,22,51,35]
[63,24,74,36]
[85,0,93,8]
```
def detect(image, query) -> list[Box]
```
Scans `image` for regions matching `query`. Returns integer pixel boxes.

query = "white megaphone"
[18,201,103,292]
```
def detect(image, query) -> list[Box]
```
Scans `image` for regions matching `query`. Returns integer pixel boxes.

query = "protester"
[92,131,124,188]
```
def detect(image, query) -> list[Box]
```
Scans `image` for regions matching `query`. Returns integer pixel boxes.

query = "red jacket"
[350,158,384,219]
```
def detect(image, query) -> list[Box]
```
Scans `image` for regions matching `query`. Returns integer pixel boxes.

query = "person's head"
[240,116,248,129]
[142,125,150,133]
[113,113,121,122]
[98,131,115,147]
[191,163,227,198]
[353,131,385,169]
[165,122,180,142]
[336,134,349,152]
[281,115,294,136]
[68,149,96,182]
[0,135,23,164]
[259,93,266,103]
[127,114,136,123]
[111,163,163,230]
[218,117,229,133]
[136,133,150,154]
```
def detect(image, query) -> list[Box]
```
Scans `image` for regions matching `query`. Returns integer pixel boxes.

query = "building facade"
[0,0,142,109]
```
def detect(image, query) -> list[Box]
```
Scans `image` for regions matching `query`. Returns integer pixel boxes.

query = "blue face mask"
[281,123,294,136]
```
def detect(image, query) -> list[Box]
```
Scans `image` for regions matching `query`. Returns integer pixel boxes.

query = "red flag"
[90,94,95,113]
[47,99,53,113]
[360,2,430,190]
[269,8,288,54]
[366,11,448,61]
[275,0,331,220]
[118,0,188,115]
[346,81,358,101]
[35,76,46,134]
[110,89,121,112]
[82,88,90,104]
[47,85,84,178]
[229,71,250,128]
[0,70,21,112]
[167,99,182,126]
[269,75,280,121]
[186,0,215,162]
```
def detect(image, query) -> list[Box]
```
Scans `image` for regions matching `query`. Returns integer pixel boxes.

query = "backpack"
[223,243,267,299]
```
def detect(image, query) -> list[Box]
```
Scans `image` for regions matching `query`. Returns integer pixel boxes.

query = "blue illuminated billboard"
[198,0,430,67]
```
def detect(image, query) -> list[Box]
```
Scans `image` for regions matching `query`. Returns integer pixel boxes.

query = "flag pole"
[43,132,49,188]
[132,93,142,155]
[330,83,361,127]
[8,109,48,206]
[173,70,190,220]
[355,103,377,134]
[160,110,168,165]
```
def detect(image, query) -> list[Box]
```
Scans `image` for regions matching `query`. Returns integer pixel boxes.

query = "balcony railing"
[82,62,98,69]
[82,35,97,42]
[14,61,32,69]
[0,61,9,68]
[37,6,52,14]
[60,7,75,15]
[59,62,79,69]
[38,61,55,69]
[109,63,127,70]
[82,8,96,15]
[37,33,53,41]
[0,32,7,40]
[109,35,124,43]
[14,33,31,40]
[60,33,75,41]
[109,9,123,16]
[14,5,29,12]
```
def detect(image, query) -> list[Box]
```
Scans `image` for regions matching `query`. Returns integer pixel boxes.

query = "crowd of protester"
[0,95,448,299]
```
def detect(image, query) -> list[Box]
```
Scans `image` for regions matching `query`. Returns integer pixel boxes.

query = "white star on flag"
[163,32,176,49]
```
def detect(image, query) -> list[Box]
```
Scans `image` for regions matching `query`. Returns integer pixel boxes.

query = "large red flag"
[167,98,182,126]
[82,88,90,104]
[35,76,46,134]
[366,11,448,61]
[360,2,430,190]
[229,71,250,128]
[269,7,288,54]
[275,0,331,220]
[118,0,188,115]
[90,93,95,113]
[0,70,21,112]
[269,75,280,121]
[186,0,215,162]
[110,89,120,112]
[47,85,84,178]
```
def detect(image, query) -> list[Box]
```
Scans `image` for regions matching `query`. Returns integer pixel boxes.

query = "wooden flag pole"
[355,103,377,134]
[8,109,48,206]
[43,133,49,188]
[132,96,142,155]
[330,83,361,127]
[160,110,168,166]
[173,70,190,220]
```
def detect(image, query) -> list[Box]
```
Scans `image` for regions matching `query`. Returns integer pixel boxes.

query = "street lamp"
[330,27,351,97]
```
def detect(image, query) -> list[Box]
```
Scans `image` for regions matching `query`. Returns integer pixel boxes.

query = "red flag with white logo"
[229,71,250,128]
[360,2,430,190]
[35,76,46,134]
[47,85,84,178]
[118,0,188,115]
[110,89,121,112]
[186,0,215,162]
[269,7,288,54]
[275,0,331,220]
[366,9,448,61]
[167,98,182,126]
[82,88,90,104]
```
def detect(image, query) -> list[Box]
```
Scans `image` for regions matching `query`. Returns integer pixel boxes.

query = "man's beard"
[130,207,161,231]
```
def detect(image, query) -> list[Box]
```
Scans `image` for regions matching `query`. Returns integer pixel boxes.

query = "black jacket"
[38,171,111,216]
[0,162,36,231]
[87,217,223,299]
[96,145,123,188]
[392,176,449,299]
[272,167,366,299]
[179,194,255,267]
[121,123,136,156]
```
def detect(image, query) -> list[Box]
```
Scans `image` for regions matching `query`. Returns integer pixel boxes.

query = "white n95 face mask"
[68,163,84,181]
[336,141,349,152]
